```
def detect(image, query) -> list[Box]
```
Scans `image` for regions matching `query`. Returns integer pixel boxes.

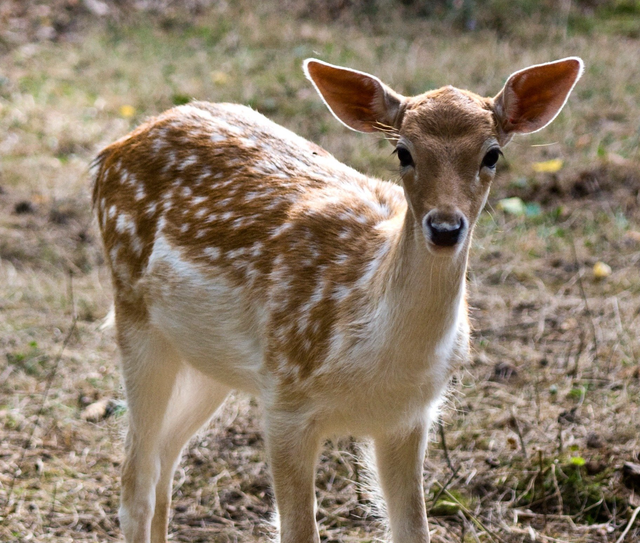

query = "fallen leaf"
[532,158,563,173]
[593,261,612,280]
[119,104,136,118]
[570,456,586,467]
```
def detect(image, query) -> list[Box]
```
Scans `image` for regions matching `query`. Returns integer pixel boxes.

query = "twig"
[428,465,460,511]
[514,509,578,526]
[48,481,58,519]
[557,425,564,454]
[510,409,528,460]
[458,509,466,542]
[538,450,548,522]
[507,524,573,543]
[438,421,455,472]
[568,328,586,378]
[615,505,640,543]
[534,377,541,425]
[67,269,76,319]
[569,237,599,364]
[551,464,564,514]
[476,320,538,337]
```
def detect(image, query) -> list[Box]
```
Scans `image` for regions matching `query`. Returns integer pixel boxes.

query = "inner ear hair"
[304,58,405,134]
[494,57,584,139]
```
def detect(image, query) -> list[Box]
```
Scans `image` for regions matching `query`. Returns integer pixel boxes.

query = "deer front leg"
[374,419,430,543]
[265,410,322,543]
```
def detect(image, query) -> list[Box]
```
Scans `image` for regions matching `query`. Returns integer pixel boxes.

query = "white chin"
[423,237,465,257]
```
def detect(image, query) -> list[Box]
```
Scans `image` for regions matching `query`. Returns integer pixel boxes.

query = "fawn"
[92,57,583,543]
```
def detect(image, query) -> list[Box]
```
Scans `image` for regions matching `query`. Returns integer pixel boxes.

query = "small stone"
[14,200,35,214]
[586,432,603,449]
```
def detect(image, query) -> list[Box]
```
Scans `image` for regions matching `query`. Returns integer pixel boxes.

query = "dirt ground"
[1,2,639,542]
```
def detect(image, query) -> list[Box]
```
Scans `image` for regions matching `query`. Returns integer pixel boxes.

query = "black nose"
[424,213,466,247]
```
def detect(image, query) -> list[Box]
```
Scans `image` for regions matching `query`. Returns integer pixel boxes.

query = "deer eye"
[482,148,502,169]
[396,146,414,168]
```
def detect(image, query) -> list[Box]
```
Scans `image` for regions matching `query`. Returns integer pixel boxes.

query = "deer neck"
[368,208,470,356]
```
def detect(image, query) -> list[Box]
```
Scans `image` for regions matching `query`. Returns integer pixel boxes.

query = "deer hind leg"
[374,418,431,543]
[116,309,230,543]
[264,409,322,543]
[150,365,230,543]
[117,315,178,543]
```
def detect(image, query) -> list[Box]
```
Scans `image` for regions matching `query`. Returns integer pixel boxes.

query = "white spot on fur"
[116,213,137,237]
[192,196,207,205]
[203,246,220,260]
[250,242,263,257]
[151,137,166,153]
[131,237,143,255]
[180,156,198,170]
[271,222,292,237]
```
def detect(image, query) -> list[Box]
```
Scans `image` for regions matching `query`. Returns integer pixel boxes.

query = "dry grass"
[1,3,639,542]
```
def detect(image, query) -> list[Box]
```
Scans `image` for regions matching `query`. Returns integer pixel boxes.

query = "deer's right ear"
[493,57,584,145]
[304,59,406,133]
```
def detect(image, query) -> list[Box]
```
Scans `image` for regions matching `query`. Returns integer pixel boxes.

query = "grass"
[1,2,639,542]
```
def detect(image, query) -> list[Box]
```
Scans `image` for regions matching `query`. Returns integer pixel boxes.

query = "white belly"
[141,234,266,393]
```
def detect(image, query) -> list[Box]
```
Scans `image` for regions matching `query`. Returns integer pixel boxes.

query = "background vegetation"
[0,1,639,541]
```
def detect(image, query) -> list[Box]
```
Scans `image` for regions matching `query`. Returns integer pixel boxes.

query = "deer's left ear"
[493,57,584,144]
[304,58,406,133]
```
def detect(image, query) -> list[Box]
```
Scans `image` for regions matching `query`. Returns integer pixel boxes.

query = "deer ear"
[304,58,406,133]
[493,57,584,143]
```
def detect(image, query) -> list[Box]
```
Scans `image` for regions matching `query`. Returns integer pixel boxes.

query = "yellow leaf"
[593,261,612,280]
[119,104,136,118]
[532,158,563,173]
